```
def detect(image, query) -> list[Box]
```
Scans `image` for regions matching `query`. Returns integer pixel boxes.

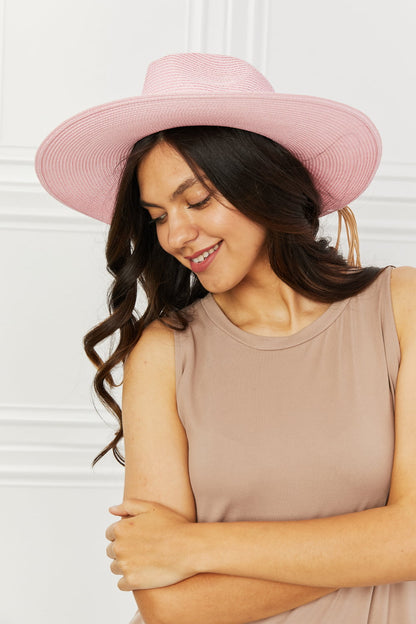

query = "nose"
[167,210,199,250]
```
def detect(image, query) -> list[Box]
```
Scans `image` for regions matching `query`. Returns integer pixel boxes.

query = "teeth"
[193,243,220,263]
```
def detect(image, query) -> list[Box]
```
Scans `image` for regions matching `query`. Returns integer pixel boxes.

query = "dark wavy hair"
[84,126,383,465]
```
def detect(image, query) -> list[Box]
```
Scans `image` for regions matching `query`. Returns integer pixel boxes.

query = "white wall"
[1,0,415,622]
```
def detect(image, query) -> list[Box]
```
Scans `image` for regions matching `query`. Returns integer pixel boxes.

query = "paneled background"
[1,0,415,622]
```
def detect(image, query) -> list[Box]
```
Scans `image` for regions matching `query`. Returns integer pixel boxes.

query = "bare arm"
[136,576,332,624]
[192,502,415,588]
[113,320,336,624]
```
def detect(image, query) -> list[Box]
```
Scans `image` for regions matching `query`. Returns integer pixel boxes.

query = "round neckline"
[199,292,351,350]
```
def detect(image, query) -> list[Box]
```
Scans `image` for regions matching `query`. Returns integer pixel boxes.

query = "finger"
[109,504,130,517]
[106,542,116,559]
[105,522,118,541]
[117,498,156,517]
[118,576,132,592]
[110,559,123,575]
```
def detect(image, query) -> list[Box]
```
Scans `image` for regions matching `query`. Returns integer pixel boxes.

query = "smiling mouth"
[191,242,221,263]
[189,241,223,272]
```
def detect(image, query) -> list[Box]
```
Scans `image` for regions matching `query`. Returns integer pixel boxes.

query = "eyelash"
[148,196,211,225]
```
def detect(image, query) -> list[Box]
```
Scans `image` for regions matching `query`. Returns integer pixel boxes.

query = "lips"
[185,241,223,260]
[189,241,223,273]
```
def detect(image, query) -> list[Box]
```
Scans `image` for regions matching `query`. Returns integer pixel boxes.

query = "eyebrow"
[140,176,204,209]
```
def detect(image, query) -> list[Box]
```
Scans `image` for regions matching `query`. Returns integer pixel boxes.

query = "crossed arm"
[110,319,337,624]
[132,573,335,624]
[106,267,416,624]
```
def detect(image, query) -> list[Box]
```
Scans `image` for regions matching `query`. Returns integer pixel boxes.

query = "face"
[137,141,269,295]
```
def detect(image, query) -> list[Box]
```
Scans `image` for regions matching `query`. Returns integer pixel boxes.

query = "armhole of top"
[381,266,401,399]
[173,329,187,429]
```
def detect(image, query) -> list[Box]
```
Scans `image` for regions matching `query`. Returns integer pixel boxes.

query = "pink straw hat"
[35,53,382,224]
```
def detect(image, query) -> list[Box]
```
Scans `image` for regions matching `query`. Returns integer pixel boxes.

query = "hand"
[105,498,196,591]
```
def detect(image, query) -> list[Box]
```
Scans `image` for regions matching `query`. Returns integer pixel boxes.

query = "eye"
[148,195,211,226]
[148,213,167,225]
[187,195,211,210]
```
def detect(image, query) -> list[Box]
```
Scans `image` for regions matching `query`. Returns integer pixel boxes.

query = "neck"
[212,271,329,337]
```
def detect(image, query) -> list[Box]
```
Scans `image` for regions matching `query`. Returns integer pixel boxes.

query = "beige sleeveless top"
[172,266,416,623]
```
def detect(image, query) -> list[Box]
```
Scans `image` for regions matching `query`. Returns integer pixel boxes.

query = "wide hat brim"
[35,91,382,224]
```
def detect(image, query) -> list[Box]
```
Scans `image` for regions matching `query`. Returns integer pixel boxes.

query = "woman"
[36,53,416,623]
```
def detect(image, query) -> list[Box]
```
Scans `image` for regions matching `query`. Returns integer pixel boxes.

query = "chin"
[195,274,241,296]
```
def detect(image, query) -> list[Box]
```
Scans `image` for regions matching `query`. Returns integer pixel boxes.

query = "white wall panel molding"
[0,0,5,141]
[187,0,230,54]
[356,219,416,244]
[245,0,270,72]
[353,162,416,245]
[0,145,36,179]
[0,402,109,426]
[0,194,108,232]
[187,0,270,71]
[0,146,107,231]
[371,161,416,203]
[323,209,416,245]
[0,465,123,488]
[0,403,124,487]
[187,0,207,52]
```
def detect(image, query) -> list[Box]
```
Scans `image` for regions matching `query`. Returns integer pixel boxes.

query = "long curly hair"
[84,126,383,465]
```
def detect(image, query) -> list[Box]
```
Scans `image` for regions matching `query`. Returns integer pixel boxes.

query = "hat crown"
[142,53,275,96]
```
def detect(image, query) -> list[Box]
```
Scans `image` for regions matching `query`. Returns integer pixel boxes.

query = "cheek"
[238,221,268,250]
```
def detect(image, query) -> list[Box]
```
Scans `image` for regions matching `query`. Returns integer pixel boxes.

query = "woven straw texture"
[35,53,382,224]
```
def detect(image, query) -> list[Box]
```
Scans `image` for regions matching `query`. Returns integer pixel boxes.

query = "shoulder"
[124,319,175,380]
[390,266,416,348]
[390,265,416,294]
[140,318,175,347]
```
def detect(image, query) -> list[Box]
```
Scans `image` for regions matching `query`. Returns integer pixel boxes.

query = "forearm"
[134,574,336,624]
[193,504,416,588]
